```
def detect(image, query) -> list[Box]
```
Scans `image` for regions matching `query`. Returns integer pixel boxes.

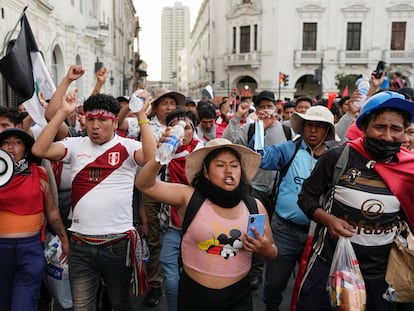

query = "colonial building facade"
[185,0,414,100]
[0,0,137,108]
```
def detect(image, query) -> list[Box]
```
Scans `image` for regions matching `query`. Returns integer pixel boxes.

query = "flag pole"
[0,4,29,58]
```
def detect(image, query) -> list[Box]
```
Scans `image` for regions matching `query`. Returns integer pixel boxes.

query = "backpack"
[267,137,303,217]
[247,122,292,144]
[291,144,350,311]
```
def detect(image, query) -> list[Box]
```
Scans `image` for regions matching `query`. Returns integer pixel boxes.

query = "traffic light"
[284,74,289,86]
[279,72,285,85]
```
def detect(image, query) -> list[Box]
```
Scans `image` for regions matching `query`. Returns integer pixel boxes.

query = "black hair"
[283,102,296,110]
[295,96,313,107]
[360,107,411,129]
[198,104,216,120]
[338,96,351,107]
[83,93,121,116]
[166,109,197,128]
[329,101,341,120]
[0,107,20,126]
[191,147,250,191]
[397,87,414,101]
[197,100,213,111]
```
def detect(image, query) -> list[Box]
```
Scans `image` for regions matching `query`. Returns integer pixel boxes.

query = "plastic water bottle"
[155,120,186,165]
[355,79,370,108]
[129,89,145,113]
[44,242,59,263]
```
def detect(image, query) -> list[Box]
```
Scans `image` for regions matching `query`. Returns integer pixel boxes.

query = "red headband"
[84,109,117,120]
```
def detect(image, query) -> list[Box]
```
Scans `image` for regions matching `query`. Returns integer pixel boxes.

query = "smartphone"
[374,61,386,79]
[247,214,265,238]
[94,61,104,73]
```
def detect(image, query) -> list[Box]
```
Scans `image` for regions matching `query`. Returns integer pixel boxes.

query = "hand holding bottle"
[354,79,370,108]
[155,121,186,165]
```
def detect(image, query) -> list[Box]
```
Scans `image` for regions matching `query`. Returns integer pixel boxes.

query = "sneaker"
[144,287,162,307]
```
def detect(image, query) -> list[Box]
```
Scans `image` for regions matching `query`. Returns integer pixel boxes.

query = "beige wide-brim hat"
[150,88,186,108]
[290,105,340,141]
[185,138,261,185]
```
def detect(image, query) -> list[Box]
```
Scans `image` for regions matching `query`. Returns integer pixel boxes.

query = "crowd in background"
[1,63,414,311]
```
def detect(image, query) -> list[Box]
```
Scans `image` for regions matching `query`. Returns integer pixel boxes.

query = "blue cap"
[356,91,414,129]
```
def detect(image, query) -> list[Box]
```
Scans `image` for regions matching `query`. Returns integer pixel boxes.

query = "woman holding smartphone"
[136,138,277,311]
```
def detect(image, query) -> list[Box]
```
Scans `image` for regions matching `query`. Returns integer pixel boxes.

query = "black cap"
[0,128,41,165]
[255,91,276,106]
[185,98,197,106]
[116,96,130,103]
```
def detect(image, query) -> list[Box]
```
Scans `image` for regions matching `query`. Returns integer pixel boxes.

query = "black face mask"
[196,176,245,208]
[364,137,401,160]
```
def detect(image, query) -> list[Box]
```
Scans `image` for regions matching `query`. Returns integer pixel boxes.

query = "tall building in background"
[161,2,190,87]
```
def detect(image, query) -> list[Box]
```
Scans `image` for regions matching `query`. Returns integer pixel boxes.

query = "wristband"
[138,119,150,126]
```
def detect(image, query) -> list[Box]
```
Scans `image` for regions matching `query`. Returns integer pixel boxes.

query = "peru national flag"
[0,13,55,128]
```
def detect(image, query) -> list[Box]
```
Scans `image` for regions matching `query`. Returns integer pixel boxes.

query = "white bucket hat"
[290,105,339,141]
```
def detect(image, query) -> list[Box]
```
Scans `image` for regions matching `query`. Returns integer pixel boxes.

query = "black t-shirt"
[298,146,401,280]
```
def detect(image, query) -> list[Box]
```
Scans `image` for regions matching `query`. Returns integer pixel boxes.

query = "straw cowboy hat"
[151,89,186,107]
[185,138,261,184]
[290,105,339,141]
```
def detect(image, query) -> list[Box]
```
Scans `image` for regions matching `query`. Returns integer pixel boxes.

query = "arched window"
[51,51,58,87]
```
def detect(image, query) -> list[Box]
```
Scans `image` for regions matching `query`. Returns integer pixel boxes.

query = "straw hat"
[151,89,185,107]
[185,138,261,184]
[290,105,339,141]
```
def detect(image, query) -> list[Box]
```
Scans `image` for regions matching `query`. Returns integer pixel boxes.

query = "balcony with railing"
[382,50,414,65]
[338,50,369,67]
[223,52,261,69]
[294,50,325,67]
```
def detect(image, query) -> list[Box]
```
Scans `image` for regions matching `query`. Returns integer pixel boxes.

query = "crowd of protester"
[0,63,413,311]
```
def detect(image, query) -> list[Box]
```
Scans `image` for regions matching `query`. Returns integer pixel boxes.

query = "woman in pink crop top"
[137,138,277,311]
[0,128,69,310]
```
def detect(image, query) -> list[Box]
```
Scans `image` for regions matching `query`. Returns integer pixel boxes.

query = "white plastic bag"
[327,237,366,311]
[44,236,73,308]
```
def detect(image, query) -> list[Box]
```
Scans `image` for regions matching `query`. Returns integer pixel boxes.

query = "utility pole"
[227,72,230,97]
[319,57,324,99]
[278,72,284,100]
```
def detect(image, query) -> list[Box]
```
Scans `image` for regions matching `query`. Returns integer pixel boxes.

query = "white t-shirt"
[59,135,141,235]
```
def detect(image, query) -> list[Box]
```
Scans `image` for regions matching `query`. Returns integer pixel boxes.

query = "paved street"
[39,267,296,311]
[131,270,295,311]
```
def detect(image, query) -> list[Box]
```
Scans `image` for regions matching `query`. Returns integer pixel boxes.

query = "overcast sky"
[134,0,203,81]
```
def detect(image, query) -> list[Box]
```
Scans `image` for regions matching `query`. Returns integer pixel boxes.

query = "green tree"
[335,73,359,95]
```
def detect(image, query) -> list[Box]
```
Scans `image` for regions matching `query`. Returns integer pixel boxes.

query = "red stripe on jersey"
[71,143,130,209]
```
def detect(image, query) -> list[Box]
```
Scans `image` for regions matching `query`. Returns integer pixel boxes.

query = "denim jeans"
[159,228,181,311]
[0,234,45,311]
[69,237,132,311]
[263,214,308,309]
